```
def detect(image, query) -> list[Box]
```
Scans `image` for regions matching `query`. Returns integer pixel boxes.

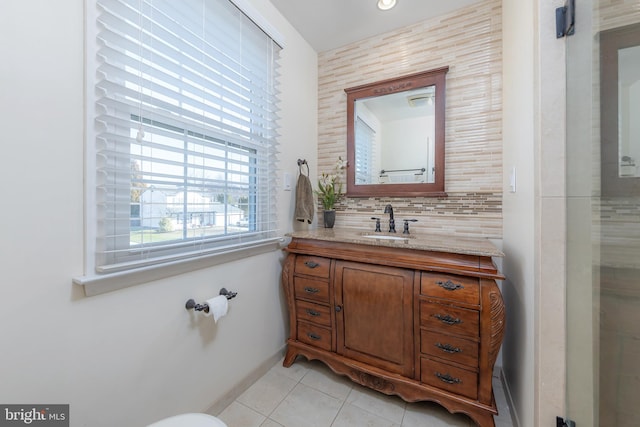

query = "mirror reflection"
[600,23,640,196]
[345,67,448,198]
[355,86,436,185]
[618,45,640,178]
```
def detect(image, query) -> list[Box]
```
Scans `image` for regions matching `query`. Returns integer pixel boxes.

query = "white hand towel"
[294,172,315,224]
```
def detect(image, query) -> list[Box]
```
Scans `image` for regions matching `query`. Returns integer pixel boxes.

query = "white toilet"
[147,413,228,427]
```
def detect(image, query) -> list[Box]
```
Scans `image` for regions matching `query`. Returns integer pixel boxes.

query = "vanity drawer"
[297,321,332,351]
[421,330,478,368]
[295,255,331,278]
[421,273,479,305]
[294,277,330,303]
[421,358,478,400]
[420,301,479,339]
[296,300,332,327]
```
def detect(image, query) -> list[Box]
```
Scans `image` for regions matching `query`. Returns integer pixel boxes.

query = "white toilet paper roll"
[203,295,228,323]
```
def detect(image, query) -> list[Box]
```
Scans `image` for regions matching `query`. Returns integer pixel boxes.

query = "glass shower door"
[566,1,640,426]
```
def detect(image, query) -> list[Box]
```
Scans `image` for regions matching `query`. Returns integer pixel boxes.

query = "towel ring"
[297,159,309,176]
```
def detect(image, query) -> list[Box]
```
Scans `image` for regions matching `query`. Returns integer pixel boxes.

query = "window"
[87,0,282,275]
[354,116,376,184]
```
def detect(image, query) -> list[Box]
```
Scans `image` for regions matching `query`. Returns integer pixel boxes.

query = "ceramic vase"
[323,209,336,228]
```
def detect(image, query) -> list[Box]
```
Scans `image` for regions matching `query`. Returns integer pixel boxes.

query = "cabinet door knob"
[307,332,321,340]
[335,305,342,312]
[304,261,320,268]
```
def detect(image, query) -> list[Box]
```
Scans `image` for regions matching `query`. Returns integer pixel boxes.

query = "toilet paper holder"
[185,288,238,313]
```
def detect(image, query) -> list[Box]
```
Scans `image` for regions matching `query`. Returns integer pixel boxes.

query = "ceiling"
[269,0,482,52]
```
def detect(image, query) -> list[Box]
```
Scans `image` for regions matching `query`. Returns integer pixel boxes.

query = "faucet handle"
[402,219,418,234]
[370,217,381,232]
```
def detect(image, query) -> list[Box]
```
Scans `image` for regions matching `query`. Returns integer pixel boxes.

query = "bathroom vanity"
[281,229,505,427]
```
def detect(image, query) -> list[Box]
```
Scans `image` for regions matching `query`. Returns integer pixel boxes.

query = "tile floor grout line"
[266,364,309,424]
[301,367,354,403]
[301,367,351,427]
[342,384,407,426]
[328,391,348,427]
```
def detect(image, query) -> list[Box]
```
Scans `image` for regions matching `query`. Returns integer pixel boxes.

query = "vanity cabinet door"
[334,260,415,377]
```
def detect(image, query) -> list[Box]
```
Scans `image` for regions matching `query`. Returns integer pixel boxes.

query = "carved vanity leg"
[283,346,298,367]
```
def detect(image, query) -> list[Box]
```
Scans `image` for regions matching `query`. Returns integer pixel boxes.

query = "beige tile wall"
[317,0,503,239]
[598,0,640,32]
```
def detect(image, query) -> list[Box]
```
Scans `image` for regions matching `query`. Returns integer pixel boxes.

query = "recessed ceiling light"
[377,0,397,11]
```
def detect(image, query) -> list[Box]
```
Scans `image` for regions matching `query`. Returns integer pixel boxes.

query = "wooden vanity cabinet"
[282,237,505,427]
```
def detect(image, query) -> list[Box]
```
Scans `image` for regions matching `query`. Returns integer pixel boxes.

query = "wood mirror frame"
[345,67,448,197]
[601,23,640,196]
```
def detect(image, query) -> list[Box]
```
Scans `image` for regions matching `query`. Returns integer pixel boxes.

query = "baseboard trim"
[500,368,521,427]
[204,346,286,416]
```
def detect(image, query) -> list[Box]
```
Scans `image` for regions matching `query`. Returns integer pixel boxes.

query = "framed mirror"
[345,67,448,197]
[601,23,640,196]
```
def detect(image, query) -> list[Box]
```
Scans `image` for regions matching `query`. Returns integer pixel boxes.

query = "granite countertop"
[286,228,504,258]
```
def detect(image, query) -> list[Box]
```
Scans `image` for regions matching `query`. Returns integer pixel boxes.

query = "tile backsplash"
[317,0,503,239]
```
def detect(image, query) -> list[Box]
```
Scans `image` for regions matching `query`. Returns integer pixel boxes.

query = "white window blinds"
[355,117,375,184]
[92,0,281,273]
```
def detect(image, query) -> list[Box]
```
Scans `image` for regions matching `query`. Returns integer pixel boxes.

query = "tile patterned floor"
[216,358,514,427]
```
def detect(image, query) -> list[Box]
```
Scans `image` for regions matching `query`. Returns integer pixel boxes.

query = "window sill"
[73,238,284,296]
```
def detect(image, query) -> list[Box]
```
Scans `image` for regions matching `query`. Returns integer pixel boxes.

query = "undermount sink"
[361,234,409,241]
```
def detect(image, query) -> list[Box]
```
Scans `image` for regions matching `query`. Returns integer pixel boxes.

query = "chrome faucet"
[384,204,396,233]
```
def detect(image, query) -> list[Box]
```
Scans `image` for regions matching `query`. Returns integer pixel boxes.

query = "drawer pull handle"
[435,372,461,385]
[435,342,462,354]
[434,314,462,325]
[305,309,320,317]
[304,287,320,294]
[436,280,464,291]
[307,332,321,340]
[304,261,320,268]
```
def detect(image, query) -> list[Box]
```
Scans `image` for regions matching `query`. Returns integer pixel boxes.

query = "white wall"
[382,117,432,176]
[0,0,317,426]
[501,0,537,425]
[502,0,568,426]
